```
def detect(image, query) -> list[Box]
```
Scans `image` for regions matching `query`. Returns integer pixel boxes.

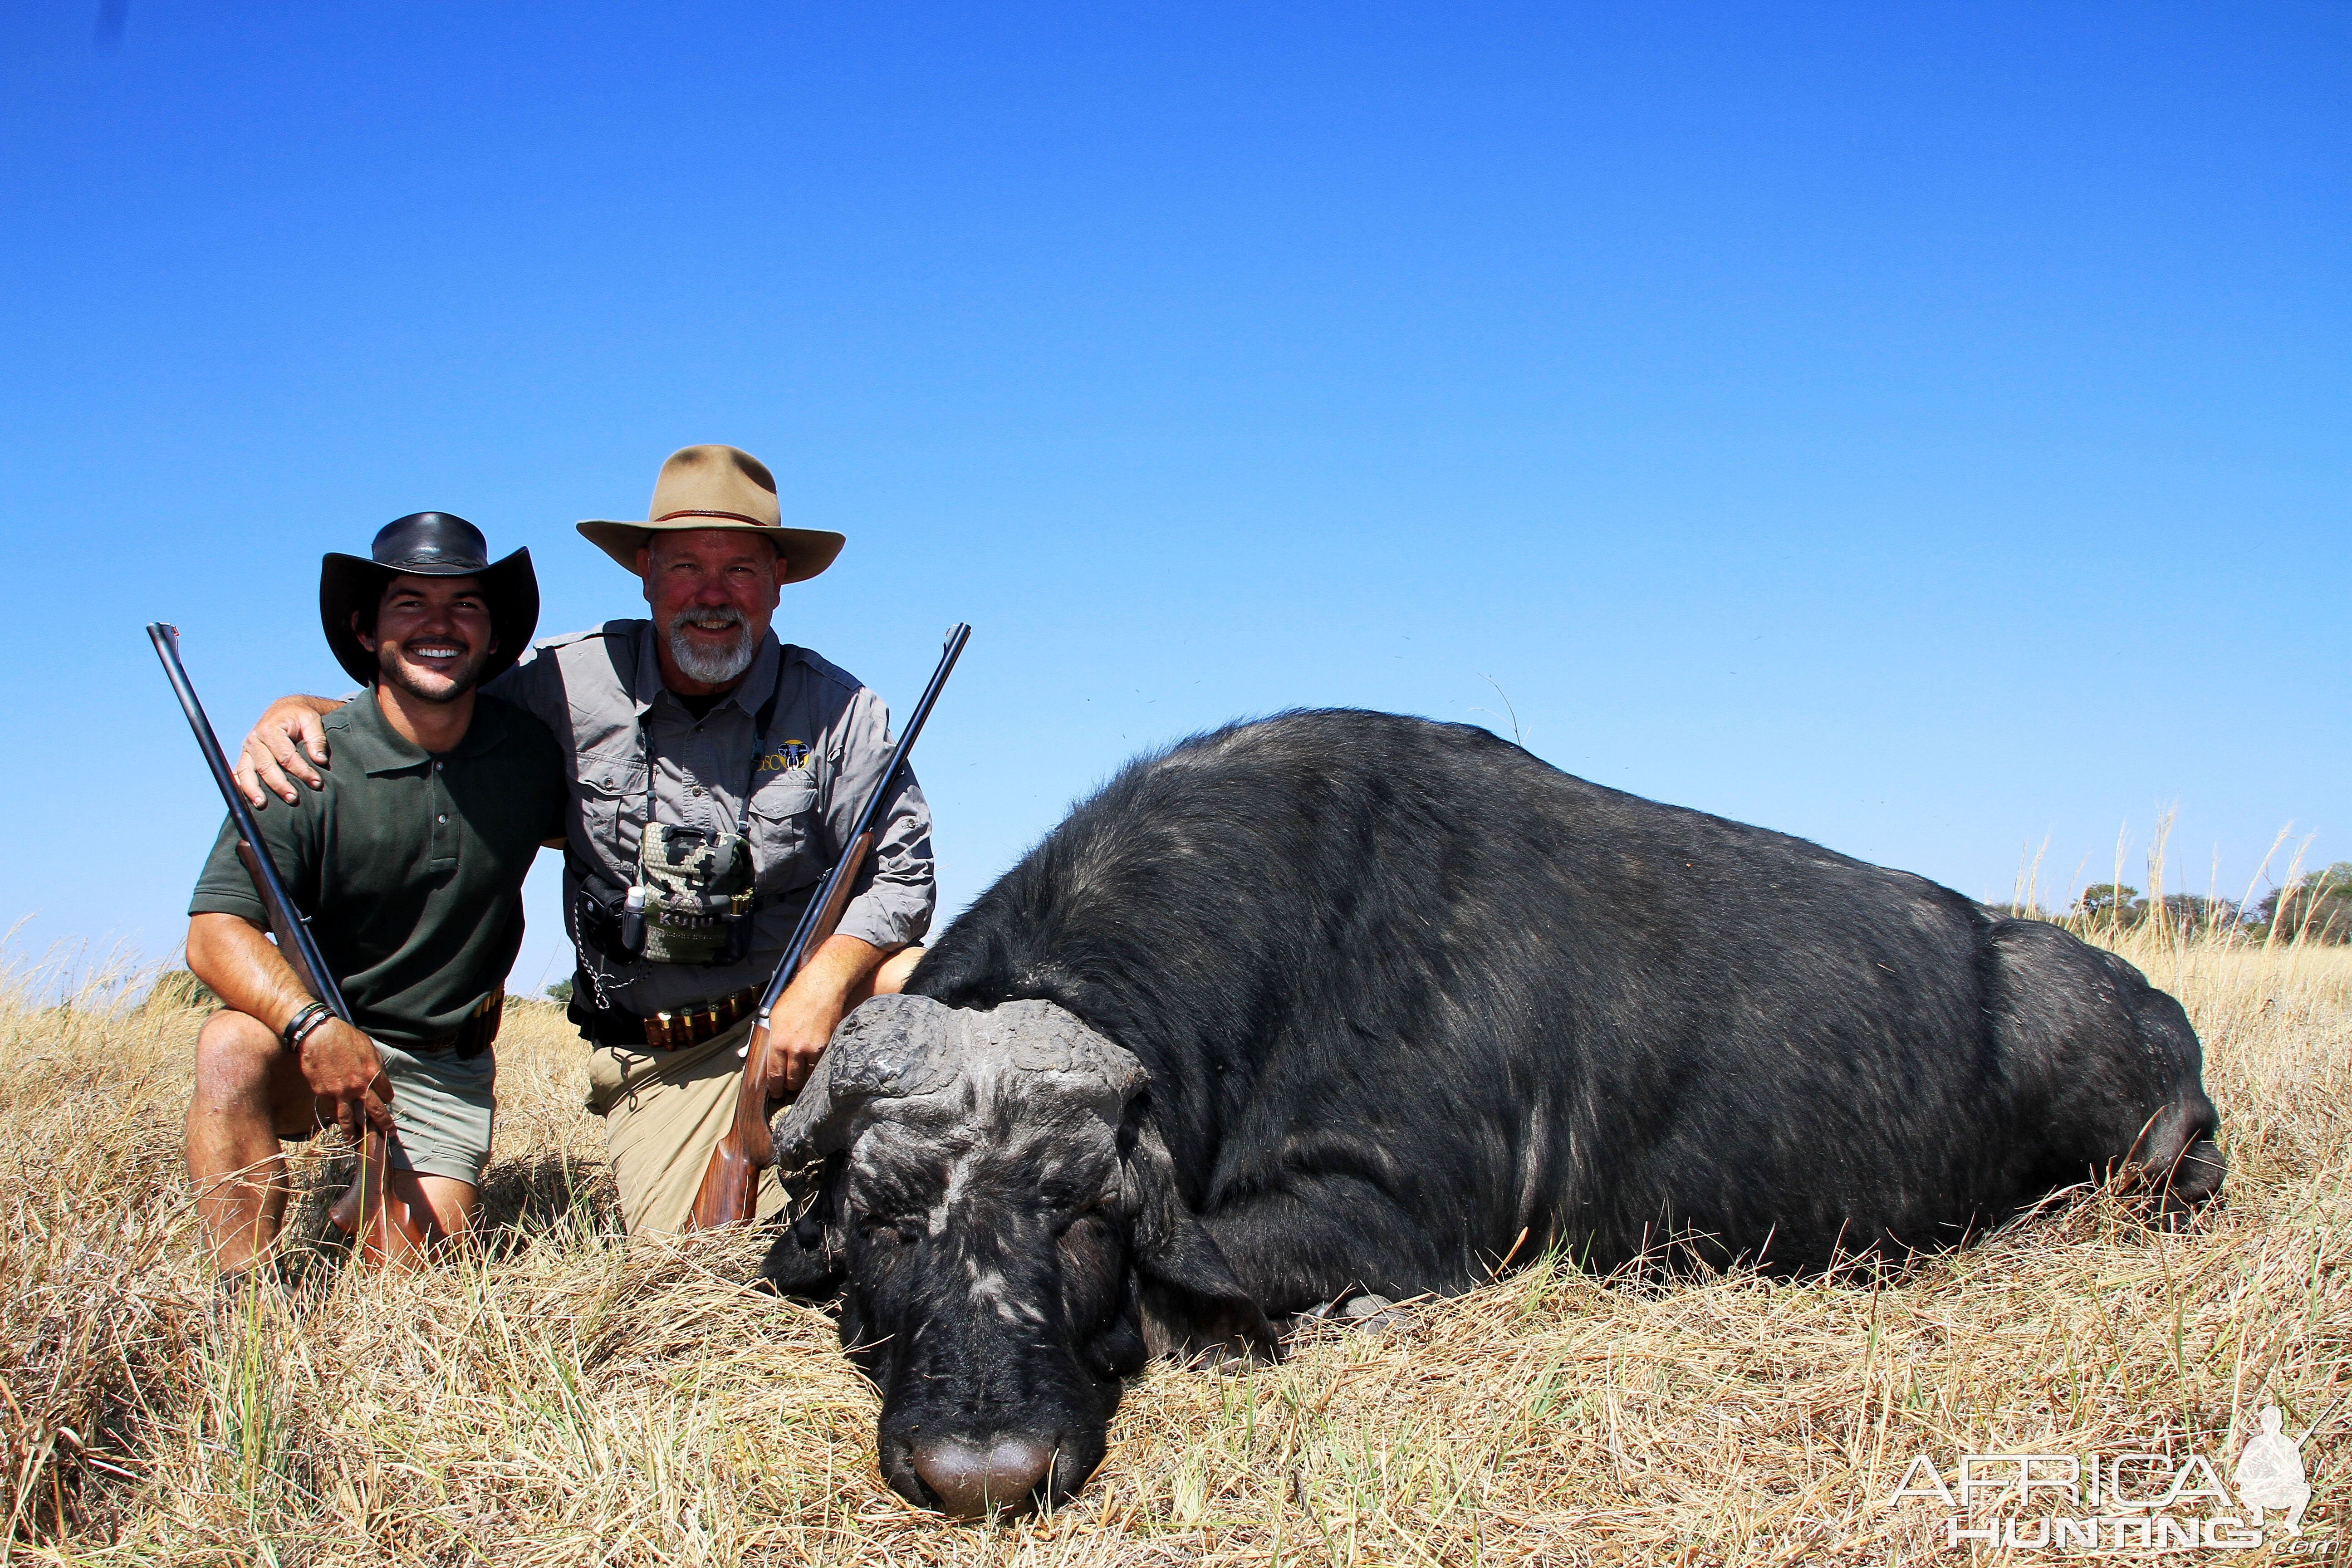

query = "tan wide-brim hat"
[577,444,846,584]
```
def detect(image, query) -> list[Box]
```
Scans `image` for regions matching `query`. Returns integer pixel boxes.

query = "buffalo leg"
[1191,1173,1460,1318]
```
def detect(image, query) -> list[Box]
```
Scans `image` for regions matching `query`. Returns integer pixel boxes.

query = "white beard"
[666,610,760,685]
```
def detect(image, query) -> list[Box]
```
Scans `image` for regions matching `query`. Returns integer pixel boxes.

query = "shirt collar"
[335,688,511,773]
[631,621,784,720]
[334,690,428,775]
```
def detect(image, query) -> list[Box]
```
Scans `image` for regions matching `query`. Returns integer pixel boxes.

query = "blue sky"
[3,2,2344,995]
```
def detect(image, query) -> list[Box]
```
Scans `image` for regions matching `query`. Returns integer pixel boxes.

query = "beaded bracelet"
[281,1001,333,1053]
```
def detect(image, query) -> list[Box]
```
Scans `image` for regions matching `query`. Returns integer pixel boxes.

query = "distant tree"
[546,977,575,1004]
[2073,884,2147,926]
[2256,863,2352,945]
[2156,894,2246,938]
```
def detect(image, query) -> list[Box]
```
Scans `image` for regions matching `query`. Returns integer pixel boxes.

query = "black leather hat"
[319,513,539,687]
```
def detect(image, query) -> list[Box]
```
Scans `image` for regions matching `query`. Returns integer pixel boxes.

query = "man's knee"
[193,1011,282,1099]
[406,1174,479,1238]
[192,1011,310,1130]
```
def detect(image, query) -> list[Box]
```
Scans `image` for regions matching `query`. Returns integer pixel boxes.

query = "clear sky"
[3,2,2344,996]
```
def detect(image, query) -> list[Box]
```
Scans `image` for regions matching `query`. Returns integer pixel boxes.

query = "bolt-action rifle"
[687,622,971,1230]
[148,622,439,1263]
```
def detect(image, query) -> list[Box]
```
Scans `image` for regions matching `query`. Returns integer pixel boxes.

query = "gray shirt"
[487,620,935,1016]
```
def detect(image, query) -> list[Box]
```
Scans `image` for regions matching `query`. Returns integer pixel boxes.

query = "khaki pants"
[586,1014,789,1235]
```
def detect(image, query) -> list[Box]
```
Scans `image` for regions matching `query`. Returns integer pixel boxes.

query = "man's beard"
[377,639,485,705]
[666,605,760,685]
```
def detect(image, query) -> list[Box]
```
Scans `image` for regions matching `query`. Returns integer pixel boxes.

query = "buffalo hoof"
[910,1435,1054,1518]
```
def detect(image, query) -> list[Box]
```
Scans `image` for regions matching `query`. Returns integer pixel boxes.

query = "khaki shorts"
[377,1040,497,1187]
[586,1014,788,1235]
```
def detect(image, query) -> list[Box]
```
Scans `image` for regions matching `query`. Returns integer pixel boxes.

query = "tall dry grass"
[0,926,2343,1565]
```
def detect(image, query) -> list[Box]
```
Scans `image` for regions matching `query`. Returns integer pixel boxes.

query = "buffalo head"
[757,995,1274,1517]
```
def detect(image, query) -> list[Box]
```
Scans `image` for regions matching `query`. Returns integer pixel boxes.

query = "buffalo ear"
[1124,1121,1279,1366]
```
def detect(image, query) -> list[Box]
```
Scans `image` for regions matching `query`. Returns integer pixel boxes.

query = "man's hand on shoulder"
[299,1017,394,1137]
[237,695,344,808]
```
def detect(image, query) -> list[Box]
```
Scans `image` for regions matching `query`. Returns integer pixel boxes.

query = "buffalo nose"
[910,1435,1054,1517]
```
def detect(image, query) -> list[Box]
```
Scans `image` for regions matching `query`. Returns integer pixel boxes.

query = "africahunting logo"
[1885,1405,2314,1552]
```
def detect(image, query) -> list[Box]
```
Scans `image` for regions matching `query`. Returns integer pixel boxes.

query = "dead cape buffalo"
[757,709,2222,1516]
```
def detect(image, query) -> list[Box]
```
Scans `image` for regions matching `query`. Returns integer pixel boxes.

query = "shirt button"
[437,814,448,824]
[691,785,706,797]
[433,761,442,772]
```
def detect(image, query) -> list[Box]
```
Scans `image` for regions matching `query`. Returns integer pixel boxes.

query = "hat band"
[380,554,490,571]
[654,510,775,527]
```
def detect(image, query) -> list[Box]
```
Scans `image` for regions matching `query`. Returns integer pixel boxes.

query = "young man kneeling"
[184,514,564,1284]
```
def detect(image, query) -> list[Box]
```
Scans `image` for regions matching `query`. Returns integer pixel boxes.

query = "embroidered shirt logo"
[757,740,812,774]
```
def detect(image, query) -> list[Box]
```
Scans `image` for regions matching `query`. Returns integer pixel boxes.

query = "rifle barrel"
[756,622,970,1019]
[147,622,351,1023]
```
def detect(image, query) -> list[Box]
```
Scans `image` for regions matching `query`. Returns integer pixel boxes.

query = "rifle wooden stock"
[684,621,968,1233]
[237,831,441,1261]
[325,1128,441,1264]
[687,829,872,1230]
[239,838,434,1261]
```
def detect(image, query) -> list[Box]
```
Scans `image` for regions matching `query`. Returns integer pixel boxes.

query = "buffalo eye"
[854,1210,923,1247]
[1056,1207,1124,1260]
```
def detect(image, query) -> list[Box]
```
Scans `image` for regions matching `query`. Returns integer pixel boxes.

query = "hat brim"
[319,547,540,689]
[576,517,846,585]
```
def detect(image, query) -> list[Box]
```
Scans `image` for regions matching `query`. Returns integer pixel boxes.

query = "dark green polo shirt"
[189,690,567,1051]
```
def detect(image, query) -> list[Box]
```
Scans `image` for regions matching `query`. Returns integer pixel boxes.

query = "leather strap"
[283,1001,333,1053]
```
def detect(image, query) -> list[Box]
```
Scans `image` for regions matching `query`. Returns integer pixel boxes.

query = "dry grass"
[1,931,2344,1565]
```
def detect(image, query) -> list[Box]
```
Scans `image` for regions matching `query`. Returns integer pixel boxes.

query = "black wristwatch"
[282,1001,333,1053]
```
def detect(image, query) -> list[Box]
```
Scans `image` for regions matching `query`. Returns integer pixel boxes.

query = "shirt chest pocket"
[747,773,823,891]
[572,753,649,864]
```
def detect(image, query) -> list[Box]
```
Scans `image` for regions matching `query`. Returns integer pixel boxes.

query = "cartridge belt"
[586,986,760,1052]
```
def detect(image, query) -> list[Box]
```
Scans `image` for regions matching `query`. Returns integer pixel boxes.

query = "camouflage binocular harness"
[575,681,788,971]
[628,821,760,965]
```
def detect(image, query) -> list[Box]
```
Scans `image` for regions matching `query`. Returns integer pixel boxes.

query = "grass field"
[2,928,2344,1565]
